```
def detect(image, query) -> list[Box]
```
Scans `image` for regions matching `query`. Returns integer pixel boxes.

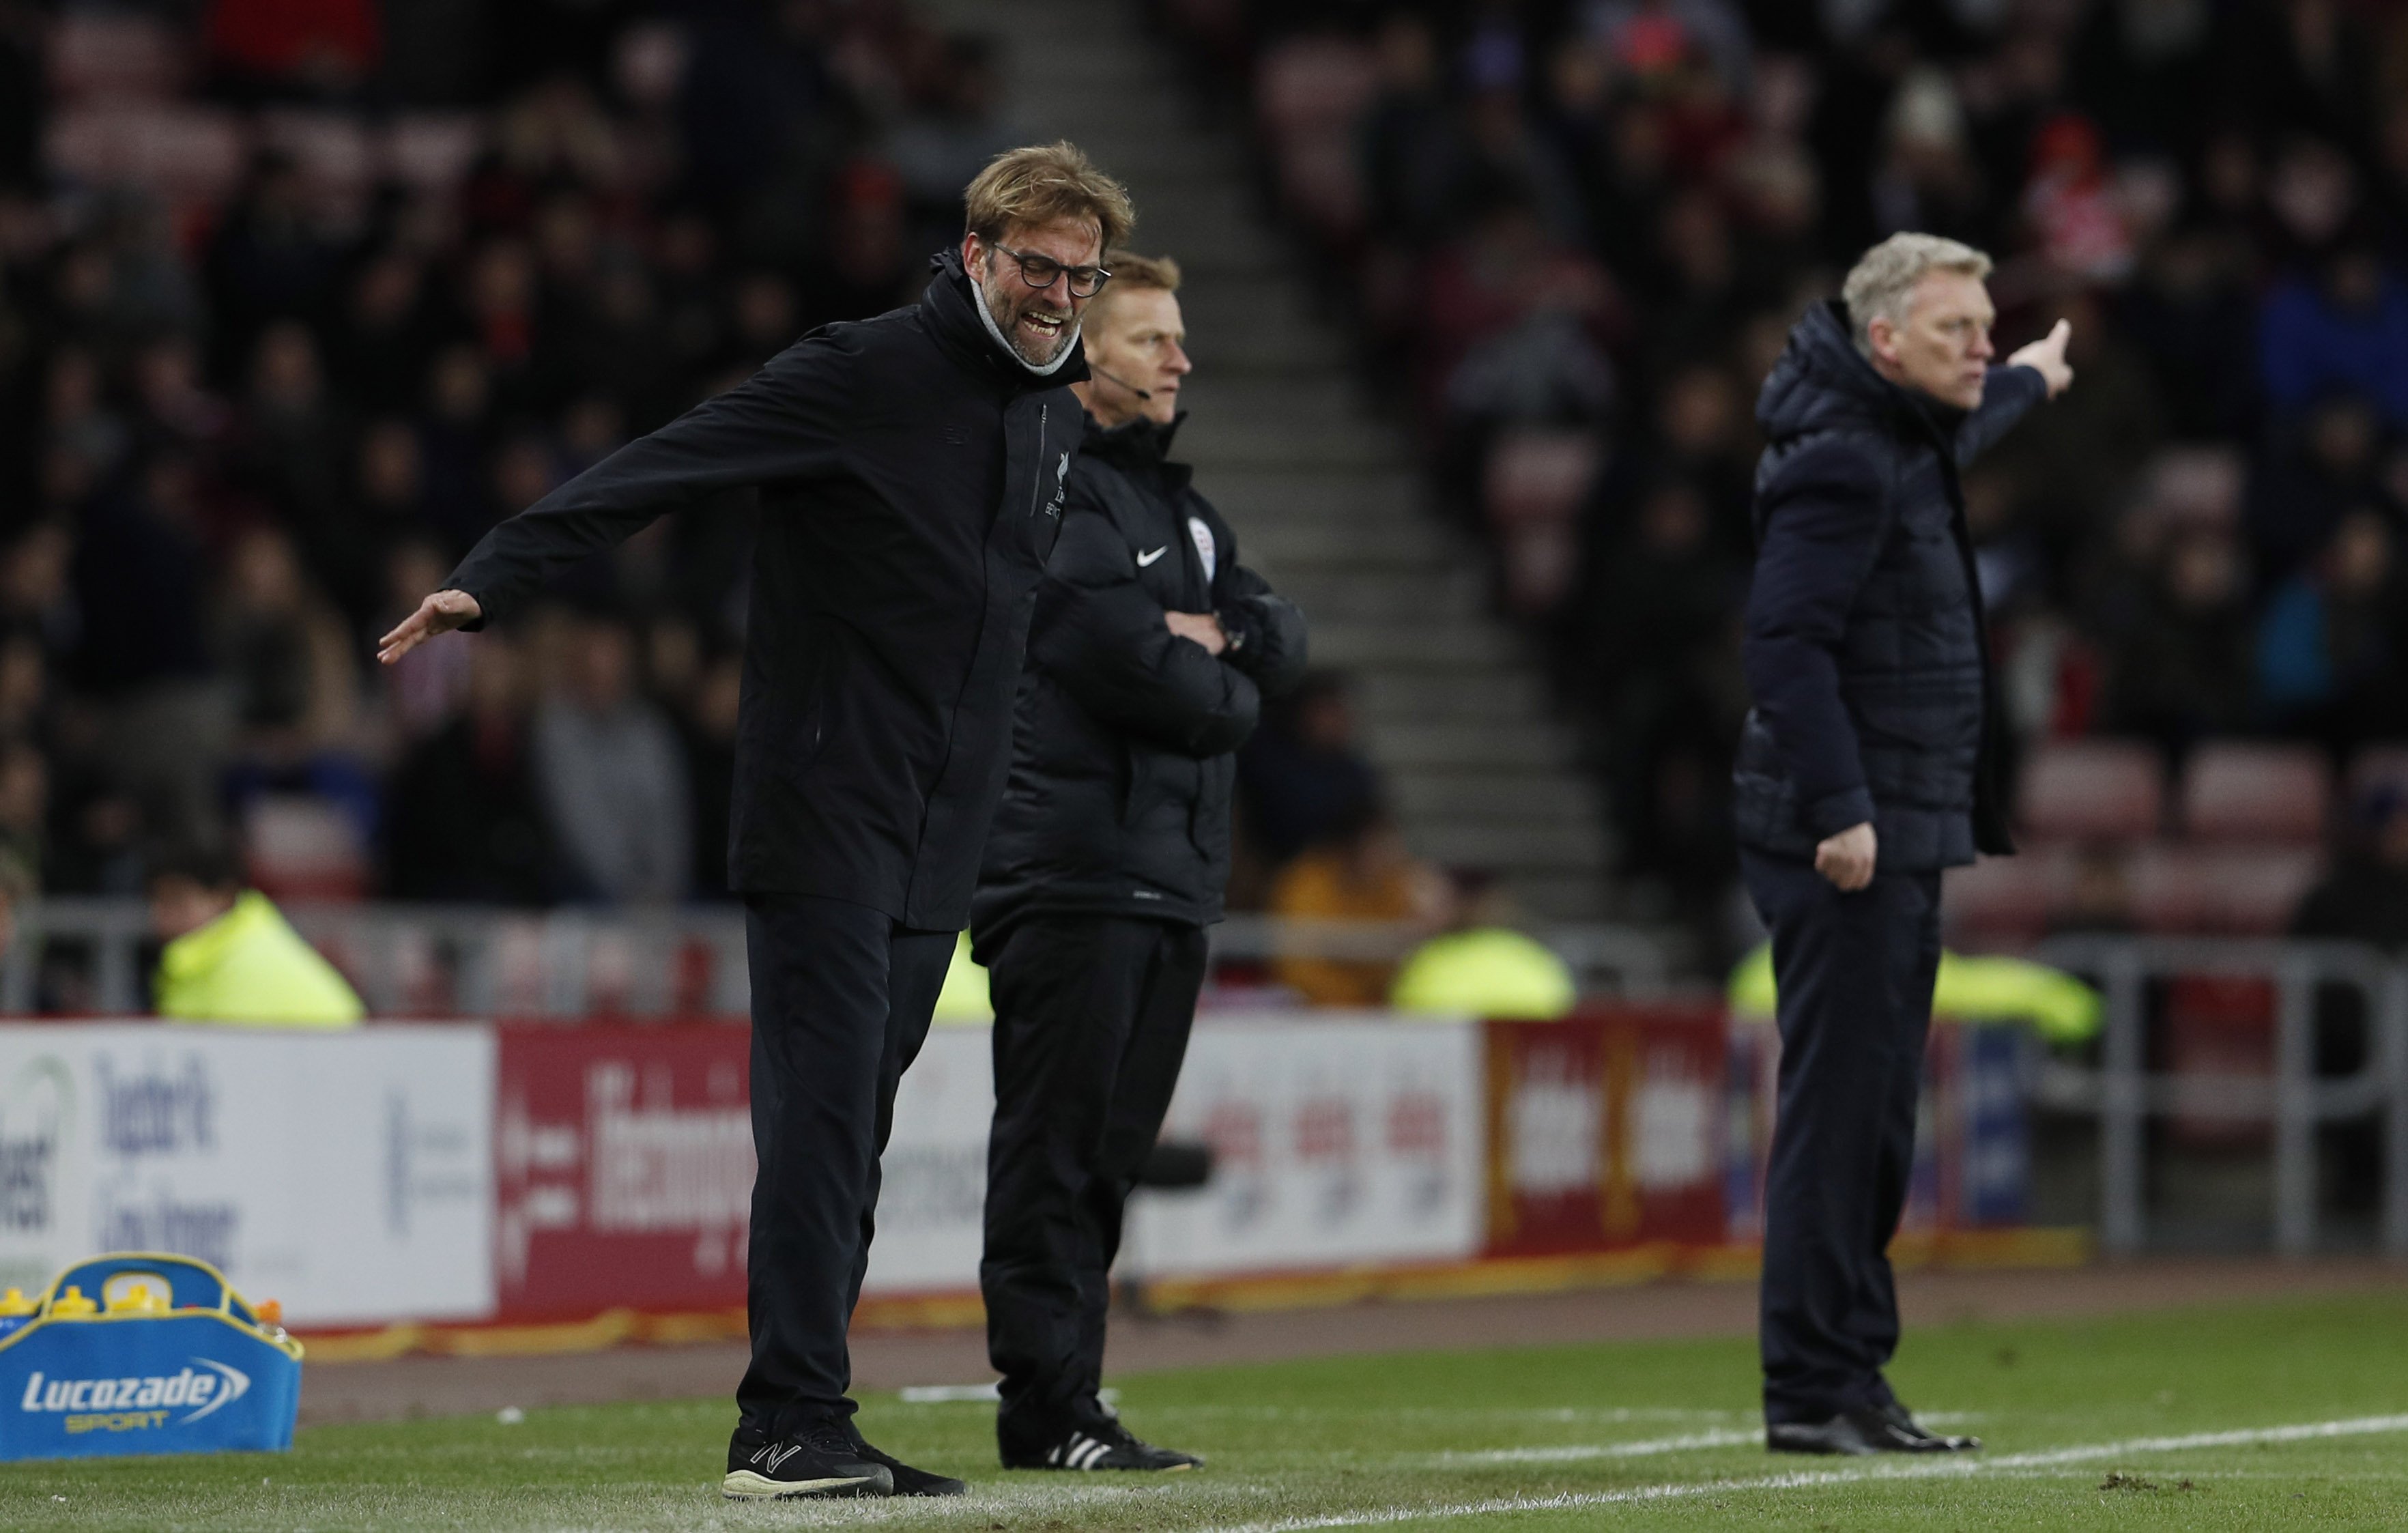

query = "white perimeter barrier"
[0,1025,494,1325]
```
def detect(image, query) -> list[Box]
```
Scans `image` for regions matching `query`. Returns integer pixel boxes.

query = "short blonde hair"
[1089,249,1181,322]
[964,142,1136,255]
[1841,233,1993,354]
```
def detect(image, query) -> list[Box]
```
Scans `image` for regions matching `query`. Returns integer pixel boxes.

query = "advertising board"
[1126,1014,1485,1276]
[0,1025,493,1325]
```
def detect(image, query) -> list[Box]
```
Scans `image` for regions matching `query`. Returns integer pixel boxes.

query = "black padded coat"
[1732,298,2046,871]
[972,413,1306,951]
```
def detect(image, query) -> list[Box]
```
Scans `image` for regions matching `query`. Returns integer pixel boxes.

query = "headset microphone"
[1091,365,1153,400]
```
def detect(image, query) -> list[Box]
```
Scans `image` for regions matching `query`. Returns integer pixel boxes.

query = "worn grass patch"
[5,1291,2407,1530]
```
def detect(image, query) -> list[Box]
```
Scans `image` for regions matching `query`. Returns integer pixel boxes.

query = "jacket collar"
[1755,298,1958,450]
[1082,409,1186,463]
[923,249,1091,391]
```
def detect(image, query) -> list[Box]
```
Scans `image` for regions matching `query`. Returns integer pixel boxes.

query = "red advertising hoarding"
[494,1024,754,1321]
[1482,1005,1726,1258]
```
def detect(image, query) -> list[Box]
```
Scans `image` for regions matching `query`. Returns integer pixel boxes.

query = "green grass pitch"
[5,1291,2407,1530]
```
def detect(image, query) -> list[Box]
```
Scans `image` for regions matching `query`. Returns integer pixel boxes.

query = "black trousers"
[1740,848,1943,1425]
[737,893,954,1436]
[980,915,1207,1430]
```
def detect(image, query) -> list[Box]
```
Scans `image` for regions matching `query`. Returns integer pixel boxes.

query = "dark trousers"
[980,915,1207,1431]
[1740,848,1943,1425]
[737,893,954,1435]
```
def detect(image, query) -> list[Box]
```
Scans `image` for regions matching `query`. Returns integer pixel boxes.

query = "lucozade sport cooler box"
[0,1252,302,1459]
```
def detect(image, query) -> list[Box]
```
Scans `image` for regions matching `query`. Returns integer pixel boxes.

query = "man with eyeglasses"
[377,142,1134,1501]
[972,251,1306,1472]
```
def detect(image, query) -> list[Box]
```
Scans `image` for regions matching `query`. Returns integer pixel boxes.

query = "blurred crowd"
[0,0,1036,908]
[1172,0,2408,943]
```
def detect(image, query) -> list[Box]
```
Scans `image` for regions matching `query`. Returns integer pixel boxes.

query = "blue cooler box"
[0,1252,303,1461]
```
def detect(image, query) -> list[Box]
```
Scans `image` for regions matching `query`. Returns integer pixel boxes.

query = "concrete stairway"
[922,0,1611,919]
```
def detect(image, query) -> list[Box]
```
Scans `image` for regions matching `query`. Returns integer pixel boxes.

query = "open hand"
[2008,319,2075,399]
[378,590,482,665]
[1814,822,1878,892]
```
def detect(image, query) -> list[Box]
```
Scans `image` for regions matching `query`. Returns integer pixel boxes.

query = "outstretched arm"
[380,333,855,663]
[1956,319,2074,465]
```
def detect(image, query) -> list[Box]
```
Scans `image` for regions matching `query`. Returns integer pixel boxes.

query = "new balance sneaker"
[722,1422,894,1499]
[847,1430,969,1496]
[1001,1415,1202,1472]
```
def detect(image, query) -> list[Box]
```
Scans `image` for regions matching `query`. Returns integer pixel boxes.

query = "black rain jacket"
[972,412,1306,951]
[1732,298,2045,871]
[446,251,1085,927]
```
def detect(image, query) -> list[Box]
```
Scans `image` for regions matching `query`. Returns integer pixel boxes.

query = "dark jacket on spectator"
[1732,299,2045,870]
[446,252,1084,927]
[973,413,1306,949]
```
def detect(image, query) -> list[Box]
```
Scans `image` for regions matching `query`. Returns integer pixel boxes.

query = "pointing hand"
[2008,319,2074,399]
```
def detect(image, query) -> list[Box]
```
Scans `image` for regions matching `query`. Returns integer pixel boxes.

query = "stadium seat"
[2128,842,2323,934]
[2017,738,2164,842]
[48,12,183,102]
[45,104,247,209]
[2125,842,2213,933]
[1942,845,2074,943]
[2179,742,2330,844]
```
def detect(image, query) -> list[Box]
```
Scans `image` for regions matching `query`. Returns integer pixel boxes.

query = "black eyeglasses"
[989,243,1111,299]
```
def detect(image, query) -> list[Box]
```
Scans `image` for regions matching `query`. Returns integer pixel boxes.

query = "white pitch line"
[1439,1429,1764,1464]
[1192,1413,2408,1533]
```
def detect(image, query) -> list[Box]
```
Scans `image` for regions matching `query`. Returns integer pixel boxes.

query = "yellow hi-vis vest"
[1391,928,1577,1020]
[931,932,992,1025]
[1727,941,2099,1044]
[154,891,364,1027]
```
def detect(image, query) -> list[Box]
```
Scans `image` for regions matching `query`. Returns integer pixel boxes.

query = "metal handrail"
[2033,933,2408,1259]
[0,898,1678,1019]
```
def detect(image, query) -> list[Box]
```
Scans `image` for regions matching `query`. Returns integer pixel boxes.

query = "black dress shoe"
[1767,1406,1981,1456]
[1879,1400,1979,1451]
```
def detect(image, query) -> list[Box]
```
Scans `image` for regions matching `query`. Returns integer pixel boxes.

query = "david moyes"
[1734,233,2072,1455]
[378,143,1135,1500]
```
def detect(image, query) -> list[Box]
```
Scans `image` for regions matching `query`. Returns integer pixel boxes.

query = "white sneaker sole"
[721,1469,889,1500]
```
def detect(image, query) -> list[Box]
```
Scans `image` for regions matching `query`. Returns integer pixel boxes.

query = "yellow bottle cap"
[107,1283,165,1315]
[0,1287,33,1316]
[51,1286,96,1317]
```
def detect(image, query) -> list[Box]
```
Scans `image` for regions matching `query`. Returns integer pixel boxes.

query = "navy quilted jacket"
[1732,299,2046,870]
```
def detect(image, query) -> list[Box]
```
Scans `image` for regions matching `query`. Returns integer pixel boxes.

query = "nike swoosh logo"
[1136,547,1169,567]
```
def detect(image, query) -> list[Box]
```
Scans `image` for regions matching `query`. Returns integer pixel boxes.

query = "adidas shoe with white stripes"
[1003,1417,1201,1472]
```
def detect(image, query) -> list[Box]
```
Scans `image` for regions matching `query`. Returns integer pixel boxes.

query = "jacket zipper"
[1027,404,1048,518]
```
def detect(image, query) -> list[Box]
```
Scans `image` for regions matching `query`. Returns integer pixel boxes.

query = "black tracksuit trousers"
[980,915,1207,1434]
[1740,848,1943,1426]
[737,893,954,1436]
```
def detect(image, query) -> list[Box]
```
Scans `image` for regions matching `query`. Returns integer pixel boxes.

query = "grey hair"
[1841,233,1993,356]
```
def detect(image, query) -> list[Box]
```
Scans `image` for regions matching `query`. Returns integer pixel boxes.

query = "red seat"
[2129,842,2322,934]
[2179,742,2330,844]
[1943,846,2072,943]
[2018,739,2164,842]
